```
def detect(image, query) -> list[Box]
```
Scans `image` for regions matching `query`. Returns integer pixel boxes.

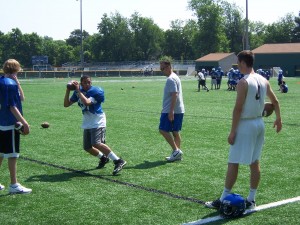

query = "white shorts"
[228,118,265,165]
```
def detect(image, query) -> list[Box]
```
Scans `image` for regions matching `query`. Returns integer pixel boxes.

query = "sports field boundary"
[183,196,300,224]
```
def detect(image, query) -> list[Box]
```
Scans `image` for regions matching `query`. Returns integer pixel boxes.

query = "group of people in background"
[196,67,289,93]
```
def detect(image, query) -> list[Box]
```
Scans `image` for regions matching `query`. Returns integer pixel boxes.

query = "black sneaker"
[205,199,221,209]
[246,200,256,209]
[97,155,109,169]
[112,159,127,175]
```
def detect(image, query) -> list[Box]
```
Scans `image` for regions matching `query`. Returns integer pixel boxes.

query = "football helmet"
[219,193,246,218]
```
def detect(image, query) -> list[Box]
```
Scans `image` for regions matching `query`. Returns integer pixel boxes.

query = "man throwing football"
[64,75,126,175]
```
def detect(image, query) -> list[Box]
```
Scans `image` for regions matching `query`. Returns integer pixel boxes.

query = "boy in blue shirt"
[0,59,32,194]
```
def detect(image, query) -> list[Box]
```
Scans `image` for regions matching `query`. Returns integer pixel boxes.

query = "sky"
[0,0,299,40]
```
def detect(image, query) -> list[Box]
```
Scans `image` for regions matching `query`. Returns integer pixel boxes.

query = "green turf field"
[0,76,299,225]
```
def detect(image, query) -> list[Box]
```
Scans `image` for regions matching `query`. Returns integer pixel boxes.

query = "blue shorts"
[159,113,184,132]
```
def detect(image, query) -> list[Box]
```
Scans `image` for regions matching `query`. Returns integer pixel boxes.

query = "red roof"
[195,53,235,61]
[252,43,300,53]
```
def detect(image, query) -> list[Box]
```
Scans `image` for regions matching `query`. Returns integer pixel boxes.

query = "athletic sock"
[220,188,231,201]
[247,188,257,202]
[108,152,120,161]
[10,183,18,188]
[97,152,104,158]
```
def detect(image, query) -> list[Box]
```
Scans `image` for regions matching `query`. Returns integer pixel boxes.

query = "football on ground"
[67,80,76,90]
[262,102,274,117]
[41,122,50,128]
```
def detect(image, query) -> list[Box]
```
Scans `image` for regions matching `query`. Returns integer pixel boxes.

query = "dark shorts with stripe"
[0,129,20,158]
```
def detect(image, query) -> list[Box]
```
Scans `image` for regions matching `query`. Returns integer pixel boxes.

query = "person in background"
[0,59,32,194]
[280,81,288,93]
[277,69,284,90]
[216,67,224,89]
[210,68,217,90]
[159,58,185,162]
[205,50,282,210]
[195,69,209,92]
[64,75,126,175]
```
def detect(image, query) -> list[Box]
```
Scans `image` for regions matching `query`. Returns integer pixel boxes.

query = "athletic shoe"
[246,200,256,209]
[165,150,183,162]
[0,183,5,191]
[9,183,32,194]
[112,159,127,175]
[97,155,109,169]
[205,199,221,209]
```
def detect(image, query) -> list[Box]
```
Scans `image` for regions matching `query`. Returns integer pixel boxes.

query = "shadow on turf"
[25,171,90,183]
[125,160,168,170]
[0,193,11,197]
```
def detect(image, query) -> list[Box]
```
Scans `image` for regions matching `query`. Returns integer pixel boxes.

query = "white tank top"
[241,73,267,119]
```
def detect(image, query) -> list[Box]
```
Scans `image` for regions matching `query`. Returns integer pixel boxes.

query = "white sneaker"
[166,150,183,162]
[9,183,32,194]
[0,183,5,191]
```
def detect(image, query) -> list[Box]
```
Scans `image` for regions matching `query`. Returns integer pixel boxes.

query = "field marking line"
[183,196,300,225]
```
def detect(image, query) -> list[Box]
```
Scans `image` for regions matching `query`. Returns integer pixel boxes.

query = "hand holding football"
[66,80,76,90]
[262,102,274,117]
[15,121,24,134]
[41,122,50,128]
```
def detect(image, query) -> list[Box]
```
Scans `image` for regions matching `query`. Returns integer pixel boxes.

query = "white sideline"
[183,196,300,225]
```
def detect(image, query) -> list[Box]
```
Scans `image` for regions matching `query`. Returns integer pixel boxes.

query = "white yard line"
[183,196,300,225]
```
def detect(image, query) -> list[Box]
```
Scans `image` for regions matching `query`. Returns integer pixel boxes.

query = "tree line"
[0,0,299,68]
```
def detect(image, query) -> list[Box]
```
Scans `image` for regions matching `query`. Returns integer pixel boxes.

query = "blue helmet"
[219,193,246,218]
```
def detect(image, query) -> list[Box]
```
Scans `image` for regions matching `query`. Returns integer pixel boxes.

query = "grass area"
[0,76,299,225]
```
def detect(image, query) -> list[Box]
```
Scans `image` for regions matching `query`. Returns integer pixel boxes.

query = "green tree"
[66,29,90,47]
[188,0,229,55]
[264,13,296,43]
[87,33,103,62]
[182,19,198,59]
[0,29,43,67]
[129,12,164,60]
[248,21,267,50]
[97,12,133,61]
[291,14,300,42]
[221,1,244,52]
[41,37,74,67]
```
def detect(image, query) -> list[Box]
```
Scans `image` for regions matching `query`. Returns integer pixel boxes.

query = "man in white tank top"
[205,50,282,210]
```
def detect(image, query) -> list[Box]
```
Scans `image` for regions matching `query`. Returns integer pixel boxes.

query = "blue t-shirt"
[70,86,104,114]
[282,84,288,93]
[0,76,22,127]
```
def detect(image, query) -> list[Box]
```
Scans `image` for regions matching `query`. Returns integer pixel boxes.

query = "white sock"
[97,152,104,158]
[108,152,119,161]
[10,183,18,187]
[247,188,257,202]
[220,188,231,201]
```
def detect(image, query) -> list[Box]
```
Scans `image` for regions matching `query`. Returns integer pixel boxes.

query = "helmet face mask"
[219,194,246,219]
